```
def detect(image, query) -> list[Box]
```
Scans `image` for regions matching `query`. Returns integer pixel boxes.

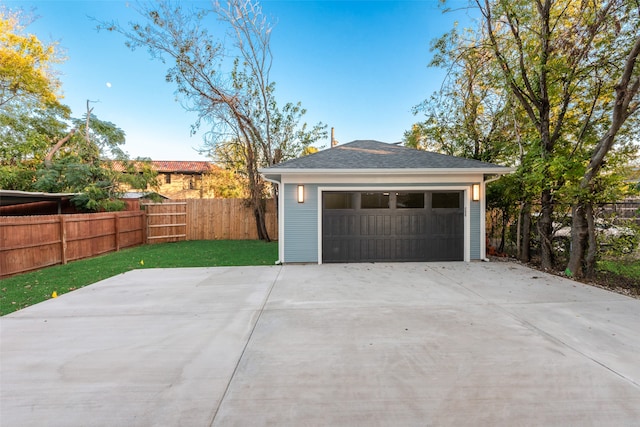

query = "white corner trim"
[317,186,323,265]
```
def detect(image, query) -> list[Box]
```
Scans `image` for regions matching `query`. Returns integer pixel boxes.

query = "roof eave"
[258,167,515,175]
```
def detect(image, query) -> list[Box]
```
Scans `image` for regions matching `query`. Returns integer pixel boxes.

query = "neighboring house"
[151,161,218,199]
[259,140,513,264]
[115,161,218,199]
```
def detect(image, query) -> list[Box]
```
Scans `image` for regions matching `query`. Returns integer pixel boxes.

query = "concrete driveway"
[1,262,639,426]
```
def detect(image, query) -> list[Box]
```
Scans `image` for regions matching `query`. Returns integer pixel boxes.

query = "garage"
[259,140,512,264]
[322,191,464,262]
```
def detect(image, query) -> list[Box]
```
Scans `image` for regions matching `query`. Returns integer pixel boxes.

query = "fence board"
[142,202,187,243]
[0,211,145,278]
[1,199,277,277]
[179,199,278,240]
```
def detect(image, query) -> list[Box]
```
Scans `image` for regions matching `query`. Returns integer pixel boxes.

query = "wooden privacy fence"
[144,198,278,243]
[143,202,187,243]
[1,198,276,277]
[0,211,145,278]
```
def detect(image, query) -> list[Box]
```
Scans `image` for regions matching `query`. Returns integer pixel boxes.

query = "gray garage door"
[322,191,464,263]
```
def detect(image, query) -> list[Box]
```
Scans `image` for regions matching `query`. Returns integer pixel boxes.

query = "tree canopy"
[100,0,326,240]
[411,0,640,277]
[1,9,156,211]
[0,8,63,109]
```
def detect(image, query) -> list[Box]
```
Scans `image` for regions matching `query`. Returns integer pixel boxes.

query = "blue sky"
[8,0,476,161]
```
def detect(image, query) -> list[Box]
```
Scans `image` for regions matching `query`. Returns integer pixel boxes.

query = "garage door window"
[432,192,460,209]
[396,192,425,208]
[324,192,354,209]
[361,192,389,209]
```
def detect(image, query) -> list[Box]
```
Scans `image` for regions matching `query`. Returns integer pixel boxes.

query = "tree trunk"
[585,204,597,279]
[250,183,270,242]
[243,134,270,242]
[567,203,588,278]
[499,209,508,253]
[516,203,522,259]
[539,189,554,269]
[253,201,270,242]
[519,201,531,263]
[44,129,76,168]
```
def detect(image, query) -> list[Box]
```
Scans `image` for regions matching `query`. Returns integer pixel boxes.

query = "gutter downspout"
[481,174,511,262]
[262,176,283,265]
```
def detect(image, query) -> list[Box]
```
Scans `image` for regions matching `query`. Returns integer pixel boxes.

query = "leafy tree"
[0,103,156,211]
[411,26,519,165]
[100,0,326,241]
[203,169,248,199]
[410,19,536,262]
[34,110,158,211]
[566,33,640,277]
[474,0,640,277]
[0,8,156,211]
[403,123,428,151]
[426,0,639,276]
[301,146,319,156]
[0,7,69,186]
[0,8,63,109]
[204,140,250,198]
[211,139,248,175]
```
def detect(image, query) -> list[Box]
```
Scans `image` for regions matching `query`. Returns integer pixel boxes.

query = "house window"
[189,176,195,190]
[164,173,171,184]
[324,192,354,209]
[361,192,389,209]
[432,193,460,209]
[396,192,425,208]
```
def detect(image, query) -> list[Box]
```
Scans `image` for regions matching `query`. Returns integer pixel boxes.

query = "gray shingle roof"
[265,140,509,170]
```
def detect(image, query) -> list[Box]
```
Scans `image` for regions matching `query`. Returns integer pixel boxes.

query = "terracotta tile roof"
[110,160,216,173]
[150,161,215,173]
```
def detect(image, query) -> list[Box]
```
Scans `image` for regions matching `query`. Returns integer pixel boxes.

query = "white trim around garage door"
[316,185,472,264]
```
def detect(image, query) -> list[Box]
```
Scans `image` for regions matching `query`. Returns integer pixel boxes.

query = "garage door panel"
[323,237,358,262]
[324,214,356,237]
[432,211,463,234]
[360,239,374,261]
[322,191,463,263]
[429,235,463,261]
[384,215,392,235]
[430,210,463,261]
[395,238,428,261]
[358,238,393,261]
[359,214,389,236]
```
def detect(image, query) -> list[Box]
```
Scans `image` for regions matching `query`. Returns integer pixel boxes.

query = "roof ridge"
[264,140,511,170]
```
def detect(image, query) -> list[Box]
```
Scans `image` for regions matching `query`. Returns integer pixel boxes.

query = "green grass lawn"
[1,240,278,316]
[598,259,640,280]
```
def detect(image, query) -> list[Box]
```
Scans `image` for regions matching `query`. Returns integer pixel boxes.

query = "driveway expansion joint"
[207,265,283,427]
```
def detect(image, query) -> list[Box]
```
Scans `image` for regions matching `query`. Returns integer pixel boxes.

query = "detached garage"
[259,140,512,264]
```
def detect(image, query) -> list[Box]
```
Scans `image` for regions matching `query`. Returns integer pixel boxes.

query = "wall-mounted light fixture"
[472,184,480,201]
[297,185,304,203]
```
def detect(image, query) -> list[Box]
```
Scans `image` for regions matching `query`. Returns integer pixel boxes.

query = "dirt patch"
[586,270,640,299]
[488,256,639,300]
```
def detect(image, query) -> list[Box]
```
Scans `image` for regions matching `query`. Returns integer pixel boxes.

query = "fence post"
[143,208,148,244]
[59,215,67,265]
[114,212,120,251]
